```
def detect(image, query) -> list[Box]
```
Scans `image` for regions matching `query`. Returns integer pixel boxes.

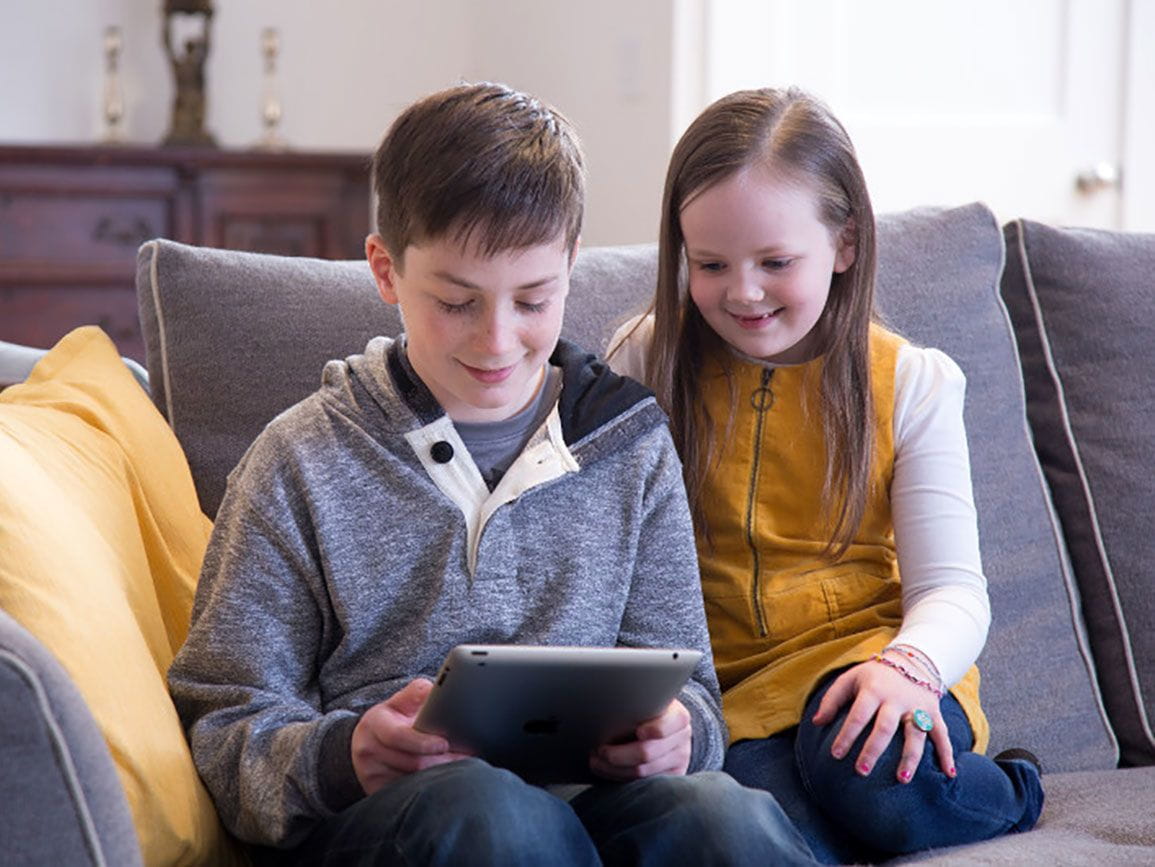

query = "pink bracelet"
[887,643,943,686]
[871,653,944,699]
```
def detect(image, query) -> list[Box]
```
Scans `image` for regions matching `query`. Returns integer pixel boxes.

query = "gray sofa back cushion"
[135,240,657,518]
[135,203,1117,772]
[1001,219,1155,766]
[0,610,142,866]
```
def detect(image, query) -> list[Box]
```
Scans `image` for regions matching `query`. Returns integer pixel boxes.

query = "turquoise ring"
[910,709,934,733]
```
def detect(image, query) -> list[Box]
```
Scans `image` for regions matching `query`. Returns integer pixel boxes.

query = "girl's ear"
[833,220,857,274]
[366,234,401,304]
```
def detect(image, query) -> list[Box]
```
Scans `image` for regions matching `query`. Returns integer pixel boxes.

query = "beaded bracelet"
[871,653,944,699]
[886,643,943,685]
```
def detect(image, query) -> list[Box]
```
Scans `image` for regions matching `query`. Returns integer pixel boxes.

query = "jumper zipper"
[746,367,773,637]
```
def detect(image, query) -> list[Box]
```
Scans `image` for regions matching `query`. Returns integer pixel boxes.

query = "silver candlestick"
[256,27,286,150]
[102,26,125,144]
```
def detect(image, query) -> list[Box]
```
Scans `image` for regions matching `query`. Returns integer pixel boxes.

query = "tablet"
[413,644,701,783]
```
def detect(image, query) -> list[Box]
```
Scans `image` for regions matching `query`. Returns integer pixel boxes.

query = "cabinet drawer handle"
[93,216,156,247]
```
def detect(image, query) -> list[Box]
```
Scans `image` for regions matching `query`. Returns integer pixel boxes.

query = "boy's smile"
[368,232,574,423]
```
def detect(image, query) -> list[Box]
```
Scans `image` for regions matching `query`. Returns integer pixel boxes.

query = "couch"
[1,201,1153,864]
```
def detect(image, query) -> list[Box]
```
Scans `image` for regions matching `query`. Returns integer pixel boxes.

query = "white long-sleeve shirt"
[608,315,991,687]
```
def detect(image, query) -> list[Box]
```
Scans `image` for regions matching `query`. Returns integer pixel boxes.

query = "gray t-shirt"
[454,367,563,488]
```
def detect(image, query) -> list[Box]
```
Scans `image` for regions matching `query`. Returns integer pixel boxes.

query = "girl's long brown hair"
[641,87,877,558]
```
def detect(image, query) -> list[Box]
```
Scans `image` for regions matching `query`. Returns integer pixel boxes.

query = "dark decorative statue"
[162,0,217,147]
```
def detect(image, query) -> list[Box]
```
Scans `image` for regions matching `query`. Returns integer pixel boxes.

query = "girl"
[609,87,1044,863]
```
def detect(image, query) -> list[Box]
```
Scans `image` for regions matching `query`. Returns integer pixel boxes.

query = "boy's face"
[367,232,575,423]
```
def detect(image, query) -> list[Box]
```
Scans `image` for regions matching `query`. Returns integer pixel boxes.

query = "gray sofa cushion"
[1001,219,1155,766]
[0,610,142,866]
[135,203,1117,773]
[902,766,1155,864]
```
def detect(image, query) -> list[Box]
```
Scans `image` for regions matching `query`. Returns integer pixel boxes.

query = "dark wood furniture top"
[0,144,372,361]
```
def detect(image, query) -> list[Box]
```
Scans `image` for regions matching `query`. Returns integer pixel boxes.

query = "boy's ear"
[366,234,401,304]
[833,220,856,274]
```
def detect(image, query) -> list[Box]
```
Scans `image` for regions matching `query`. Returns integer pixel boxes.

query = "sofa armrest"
[0,610,142,867]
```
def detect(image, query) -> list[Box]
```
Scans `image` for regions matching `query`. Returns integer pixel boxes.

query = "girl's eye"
[437,299,473,314]
[762,258,791,270]
[697,261,725,273]
[517,300,549,314]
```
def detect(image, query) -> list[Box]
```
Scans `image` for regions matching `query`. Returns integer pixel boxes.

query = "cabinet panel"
[0,191,171,269]
[0,284,144,362]
[0,145,371,362]
[195,166,368,258]
[218,216,326,258]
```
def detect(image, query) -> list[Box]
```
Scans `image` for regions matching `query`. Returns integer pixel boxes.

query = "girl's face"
[680,165,855,365]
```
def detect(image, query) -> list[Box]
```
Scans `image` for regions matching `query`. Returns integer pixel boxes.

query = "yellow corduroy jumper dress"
[698,323,989,752]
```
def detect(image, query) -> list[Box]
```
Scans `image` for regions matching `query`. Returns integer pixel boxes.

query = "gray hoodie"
[168,336,725,847]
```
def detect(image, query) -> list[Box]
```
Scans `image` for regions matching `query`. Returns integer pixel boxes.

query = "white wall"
[0,0,676,245]
[464,0,675,245]
[0,0,476,149]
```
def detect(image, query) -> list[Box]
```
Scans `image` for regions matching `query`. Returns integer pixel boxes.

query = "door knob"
[1075,162,1121,193]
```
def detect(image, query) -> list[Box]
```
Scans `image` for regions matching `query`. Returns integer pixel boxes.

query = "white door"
[699,0,1148,230]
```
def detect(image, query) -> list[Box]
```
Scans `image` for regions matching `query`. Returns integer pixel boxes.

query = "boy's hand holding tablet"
[350,678,474,796]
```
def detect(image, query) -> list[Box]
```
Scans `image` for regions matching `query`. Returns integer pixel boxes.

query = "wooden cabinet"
[0,144,371,361]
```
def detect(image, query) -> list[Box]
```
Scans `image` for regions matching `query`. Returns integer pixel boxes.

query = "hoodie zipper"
[746,367,774,637]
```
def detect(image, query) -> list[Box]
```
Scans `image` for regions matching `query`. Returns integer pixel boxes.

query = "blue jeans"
[724,674,1044,864]
[266,758,816,866]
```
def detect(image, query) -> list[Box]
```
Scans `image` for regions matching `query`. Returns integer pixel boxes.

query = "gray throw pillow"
[1001,218,1155,766]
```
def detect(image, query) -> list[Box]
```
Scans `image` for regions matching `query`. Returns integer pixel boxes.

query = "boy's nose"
[476,309,516,356]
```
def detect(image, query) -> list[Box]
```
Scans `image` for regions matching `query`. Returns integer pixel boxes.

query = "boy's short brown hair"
[372,82,585,263]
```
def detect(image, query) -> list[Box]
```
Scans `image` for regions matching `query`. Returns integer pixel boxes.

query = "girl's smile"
[730,307,785,328]
[680,165,855,365]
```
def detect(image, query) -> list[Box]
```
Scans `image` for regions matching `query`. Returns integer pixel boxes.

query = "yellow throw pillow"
[0,327,246,866]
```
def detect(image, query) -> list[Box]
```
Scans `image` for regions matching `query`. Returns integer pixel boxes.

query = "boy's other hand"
[351,677,474,795]
[589,699,693,780]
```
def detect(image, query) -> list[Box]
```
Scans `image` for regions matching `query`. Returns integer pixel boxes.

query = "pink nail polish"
[858,762,871,775]
[899,770,911,782]
[948,766,957,777]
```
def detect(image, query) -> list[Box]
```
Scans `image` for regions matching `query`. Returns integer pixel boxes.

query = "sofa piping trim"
[1013,221,1154,753]
[0,649,110,867]
[145,240,177,432]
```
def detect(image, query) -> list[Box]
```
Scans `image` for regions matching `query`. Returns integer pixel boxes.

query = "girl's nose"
[728,267,764,302]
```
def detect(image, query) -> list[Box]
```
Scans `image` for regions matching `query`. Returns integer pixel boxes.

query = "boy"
[168,82,814,866]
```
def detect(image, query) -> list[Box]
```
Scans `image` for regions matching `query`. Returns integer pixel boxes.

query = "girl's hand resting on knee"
[589,698,692,780]
[811,661,956,784]
[351,678,474,795]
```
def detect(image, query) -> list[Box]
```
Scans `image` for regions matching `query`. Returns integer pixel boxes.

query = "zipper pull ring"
[751,368,774,413]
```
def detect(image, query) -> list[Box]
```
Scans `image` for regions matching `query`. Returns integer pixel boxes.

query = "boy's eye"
[437,299,474,314]
[517,300,549,314]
